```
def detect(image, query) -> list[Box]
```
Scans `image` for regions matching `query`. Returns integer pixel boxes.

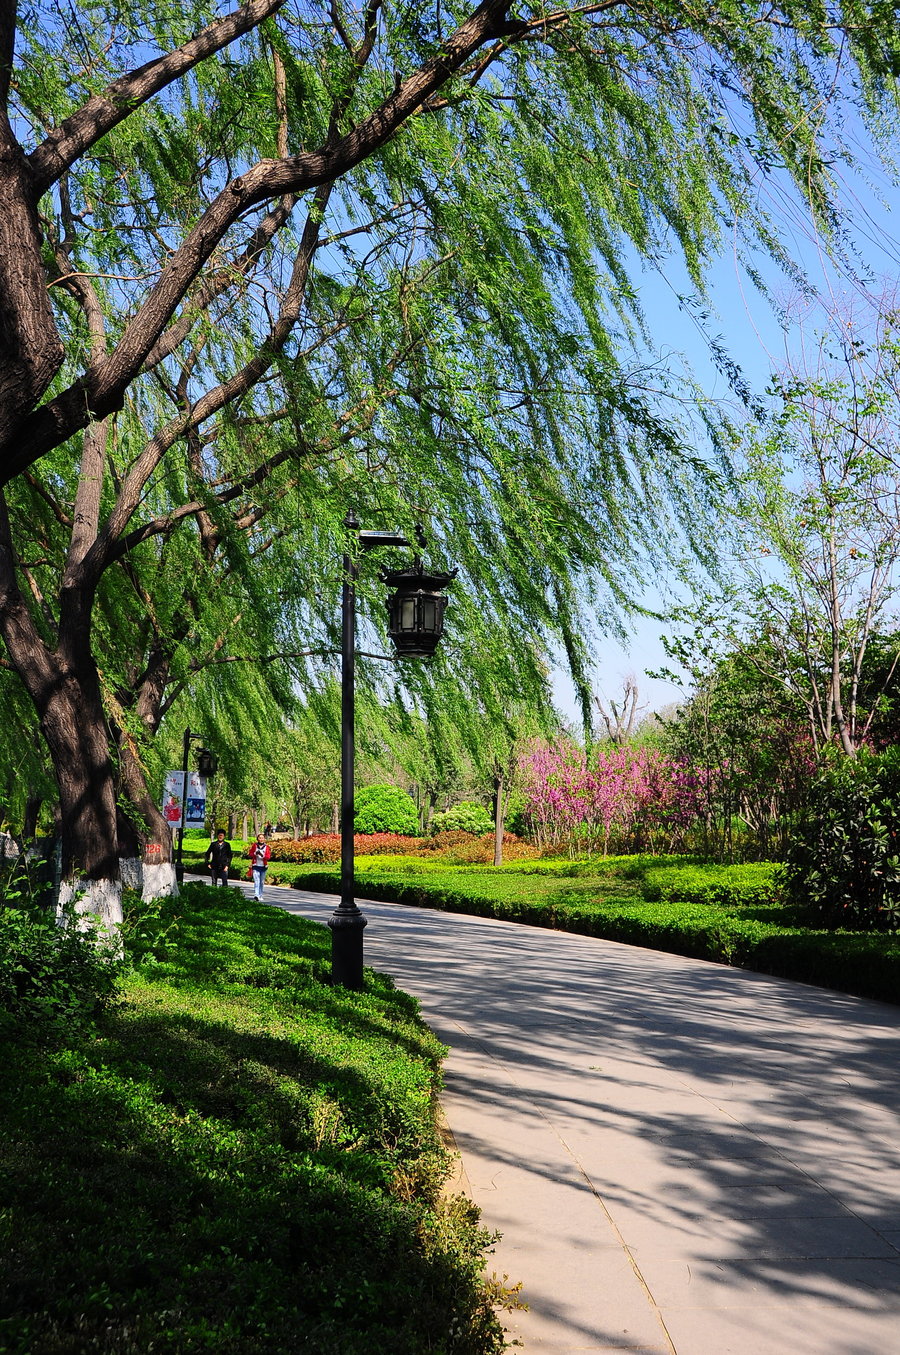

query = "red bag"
[246,866,253,881]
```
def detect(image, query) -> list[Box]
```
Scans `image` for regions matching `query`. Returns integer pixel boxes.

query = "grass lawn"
[0,882,508,1355]
[190,851,900,1007]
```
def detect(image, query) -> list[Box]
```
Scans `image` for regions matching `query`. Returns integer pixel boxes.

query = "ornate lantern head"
[381,559,456,658]
[196,748,218,778]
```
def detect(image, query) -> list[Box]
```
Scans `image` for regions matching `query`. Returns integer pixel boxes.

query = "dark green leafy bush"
[0,873,122,1035]
[354,784,420,836]
[783,750,900,931]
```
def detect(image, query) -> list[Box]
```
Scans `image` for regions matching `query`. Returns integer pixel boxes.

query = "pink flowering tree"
[519,740,707,855]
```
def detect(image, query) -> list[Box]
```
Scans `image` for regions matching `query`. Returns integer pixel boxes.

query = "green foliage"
[12,0,900,895]
[0,883,505,1353]
[0,874,122,1036]
[431,802,493,836]
[783,750,900,931]
[354,785,419,837]
[286,856,900,1006]
[642,862,781,907]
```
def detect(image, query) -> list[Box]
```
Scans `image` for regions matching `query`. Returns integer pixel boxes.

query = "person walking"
[204,829,233,886]
[247,833,271,901]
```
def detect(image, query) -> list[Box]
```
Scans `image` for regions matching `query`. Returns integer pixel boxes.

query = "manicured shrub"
[431,801,493,836]
[783,750,900,931]
[642,862,781,908]
[354,784,420,836]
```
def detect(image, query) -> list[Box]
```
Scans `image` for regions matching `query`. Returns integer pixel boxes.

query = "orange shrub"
[419,831,539,864]
[268,832,424,864]
[423,830,479,853]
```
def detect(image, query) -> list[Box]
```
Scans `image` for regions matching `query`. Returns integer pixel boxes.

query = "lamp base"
[328,906,367,988]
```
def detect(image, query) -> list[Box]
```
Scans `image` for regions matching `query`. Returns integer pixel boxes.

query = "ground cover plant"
[280,856,900,1006]
[0,882,508,1354]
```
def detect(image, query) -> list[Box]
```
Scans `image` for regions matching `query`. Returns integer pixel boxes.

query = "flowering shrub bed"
[267,831,538,866]
[443,833,539,865]
[519,740,706,855]
[268,833,426,864]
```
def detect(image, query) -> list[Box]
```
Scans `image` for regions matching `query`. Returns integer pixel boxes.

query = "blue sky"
[554,130,900,728]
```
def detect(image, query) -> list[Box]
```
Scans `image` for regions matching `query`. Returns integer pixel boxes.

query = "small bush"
[450,833,540,865]
[0,881,122,1035]
[431,802,494,836]
[783,750,900,931]
[355,784,420,836]
[423,830,479,853]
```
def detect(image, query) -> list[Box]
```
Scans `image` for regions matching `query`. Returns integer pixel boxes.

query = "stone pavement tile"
[620,1209,898,1262]
[631,1254,900,1311]
[495,1248,674,1354]
[658,1294,900,1355]
[756,1164,900,1228]
[604,1180,854,1229]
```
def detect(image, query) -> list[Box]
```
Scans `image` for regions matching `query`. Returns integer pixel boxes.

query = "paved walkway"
[234,880,900,1353]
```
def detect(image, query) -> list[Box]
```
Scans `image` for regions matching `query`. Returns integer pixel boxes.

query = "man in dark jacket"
[205,830,233,886]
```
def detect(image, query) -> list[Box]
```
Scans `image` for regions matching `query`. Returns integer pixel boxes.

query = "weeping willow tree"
[0,0,898,926]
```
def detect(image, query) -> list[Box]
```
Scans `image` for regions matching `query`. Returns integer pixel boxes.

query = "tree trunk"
[117,735,177,899]
[493,773,505,867]
[38,666,123,935]
[116,804,143,890]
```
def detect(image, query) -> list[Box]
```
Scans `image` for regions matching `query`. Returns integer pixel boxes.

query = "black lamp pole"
[329,513,368,987]
[174,727,217,883]
[328,513,454,988]
[174,726,197,885]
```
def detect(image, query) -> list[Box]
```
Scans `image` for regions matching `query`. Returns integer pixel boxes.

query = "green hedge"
[642,862,781,907]
[0,883,507,1354]
[285,857,900,1006]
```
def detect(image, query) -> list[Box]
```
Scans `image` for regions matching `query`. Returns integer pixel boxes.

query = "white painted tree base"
[58,876,124,956]
[119,856,142,890]
[142,860,178,901]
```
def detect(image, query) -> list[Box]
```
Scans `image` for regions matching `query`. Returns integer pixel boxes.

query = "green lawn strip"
[0,884,506,1355]
[272,856,899,1006]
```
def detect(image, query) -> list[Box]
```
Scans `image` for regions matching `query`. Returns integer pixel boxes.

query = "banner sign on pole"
[162,771,207,830]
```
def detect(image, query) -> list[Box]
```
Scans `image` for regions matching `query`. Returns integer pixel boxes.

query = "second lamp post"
[329,512,455,988]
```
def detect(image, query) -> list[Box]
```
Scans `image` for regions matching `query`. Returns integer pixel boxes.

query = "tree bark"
[0,113,64,446]
[493,772,505,866]
[116,733,177,897]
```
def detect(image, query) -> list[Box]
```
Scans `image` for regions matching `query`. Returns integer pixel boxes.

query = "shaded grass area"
[0,884,507,1355]
[266,855,900,1007]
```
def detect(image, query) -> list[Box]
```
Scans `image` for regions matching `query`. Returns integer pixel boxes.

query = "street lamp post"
[174,728,217,884]
[328,512,455,988]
